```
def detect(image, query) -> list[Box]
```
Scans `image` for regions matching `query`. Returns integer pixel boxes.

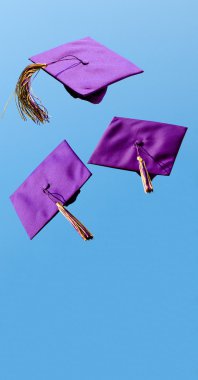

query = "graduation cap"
[15,37,143,124]
[10,140,93,240]
[88,117,187,193]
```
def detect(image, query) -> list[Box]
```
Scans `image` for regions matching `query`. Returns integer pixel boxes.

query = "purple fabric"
[10,140,92,239]
[88,117,187,178]
[30,37,143,103]
[64,85,108,104]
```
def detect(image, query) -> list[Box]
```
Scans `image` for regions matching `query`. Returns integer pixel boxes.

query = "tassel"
[137,155,153,193]
[15,63,49,124]
[56,201,93,241]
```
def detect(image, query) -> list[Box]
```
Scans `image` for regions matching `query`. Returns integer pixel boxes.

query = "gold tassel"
[137,156,153,193]
[15,63,49,124]
[56,202,93,241]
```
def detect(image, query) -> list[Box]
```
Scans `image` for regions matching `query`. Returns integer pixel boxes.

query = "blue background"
[0,0,197,379]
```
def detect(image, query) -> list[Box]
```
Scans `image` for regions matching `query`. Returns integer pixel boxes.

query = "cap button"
[82,61,89,65]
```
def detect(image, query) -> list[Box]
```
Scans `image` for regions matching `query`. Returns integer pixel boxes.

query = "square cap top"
[88,117,187,178]
[30,37,143,101]
[10,140,92,239]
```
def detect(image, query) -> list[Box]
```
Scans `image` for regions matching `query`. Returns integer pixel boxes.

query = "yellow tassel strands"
[15,63,49,124]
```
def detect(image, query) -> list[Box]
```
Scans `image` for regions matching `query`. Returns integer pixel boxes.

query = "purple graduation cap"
[10,140,93,240]
[15,37,143,124]
[88,117,187,193]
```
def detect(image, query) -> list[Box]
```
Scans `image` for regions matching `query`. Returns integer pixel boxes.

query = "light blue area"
[0,0,198,379]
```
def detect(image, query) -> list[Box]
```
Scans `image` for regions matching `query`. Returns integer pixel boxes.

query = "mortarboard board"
[15,37,143,124]
[88,117,187,193]
[10,140,93,240]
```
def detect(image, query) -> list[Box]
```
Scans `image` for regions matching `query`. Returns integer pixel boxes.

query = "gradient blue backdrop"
[0,1,197,379]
